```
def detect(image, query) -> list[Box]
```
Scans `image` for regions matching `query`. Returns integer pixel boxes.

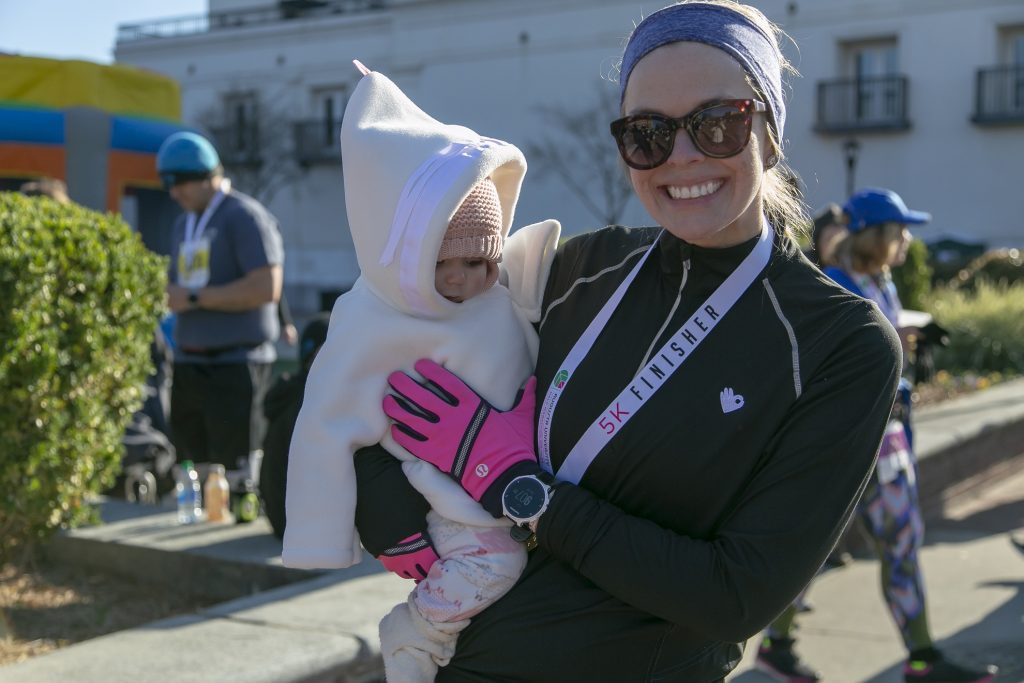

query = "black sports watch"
[187,289,200,308]
[502,473,554,543]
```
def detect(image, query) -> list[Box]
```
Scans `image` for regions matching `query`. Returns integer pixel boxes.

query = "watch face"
[503,476,546,522]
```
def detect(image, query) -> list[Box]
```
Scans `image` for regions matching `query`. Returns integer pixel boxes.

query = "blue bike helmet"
[156,132,221,189]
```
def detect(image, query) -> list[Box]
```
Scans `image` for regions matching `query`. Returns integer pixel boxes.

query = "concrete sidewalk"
[5,378,1024,682]
[3,568,409,683]
[726,466,1024,682]
[8,504,410,683]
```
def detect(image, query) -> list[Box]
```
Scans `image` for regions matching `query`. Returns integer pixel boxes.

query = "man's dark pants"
[171,362,272,469]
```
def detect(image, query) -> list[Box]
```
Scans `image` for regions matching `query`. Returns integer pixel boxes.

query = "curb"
[1,571,405,683]
[913,378,1024,517]
[43,503,321,603]
[44,532,316,603]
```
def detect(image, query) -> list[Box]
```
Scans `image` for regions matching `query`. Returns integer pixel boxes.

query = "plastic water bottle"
[176,460,203,524]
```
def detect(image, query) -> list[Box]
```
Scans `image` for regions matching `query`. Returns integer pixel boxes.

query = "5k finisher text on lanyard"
[538,222,774,484]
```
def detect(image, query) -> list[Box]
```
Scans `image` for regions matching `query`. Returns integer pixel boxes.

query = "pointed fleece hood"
[341,68,527,319]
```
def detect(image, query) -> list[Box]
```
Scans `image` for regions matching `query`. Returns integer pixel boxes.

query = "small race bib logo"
[475,464,490,478]
[720,387,745,414]
[554,369,569,389]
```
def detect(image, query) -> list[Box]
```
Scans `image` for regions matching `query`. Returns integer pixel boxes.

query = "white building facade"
[115,0,1024,318]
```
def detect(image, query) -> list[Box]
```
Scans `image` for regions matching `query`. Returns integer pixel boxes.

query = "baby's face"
[434,257,498,303]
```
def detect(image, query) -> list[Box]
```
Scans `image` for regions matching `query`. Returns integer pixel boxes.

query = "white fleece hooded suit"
[283,68,559,682]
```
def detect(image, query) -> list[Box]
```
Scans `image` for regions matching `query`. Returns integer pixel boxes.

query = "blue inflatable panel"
[111,115,194,154]
[0,106,65,144]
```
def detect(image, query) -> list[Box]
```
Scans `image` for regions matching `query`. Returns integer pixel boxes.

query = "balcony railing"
[973,65,1024,125]
[208,125,264,167]
[815,75,911,133]
[116,0,386,44]
[293,120,342,166]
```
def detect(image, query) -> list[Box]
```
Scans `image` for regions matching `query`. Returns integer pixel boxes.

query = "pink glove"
[377,532,439,582]
[383,359,539,517]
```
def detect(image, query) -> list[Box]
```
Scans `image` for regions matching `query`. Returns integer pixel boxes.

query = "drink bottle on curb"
[225,449,262,524]
[175,460,203,524]
[231,478,260,524]
[204,463,231,523]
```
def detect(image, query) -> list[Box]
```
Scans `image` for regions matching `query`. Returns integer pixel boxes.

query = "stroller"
[121,413,176,504]
[113,326,177,504]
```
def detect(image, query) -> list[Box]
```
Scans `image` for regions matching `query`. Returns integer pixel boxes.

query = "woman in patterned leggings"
[756,189,997,683]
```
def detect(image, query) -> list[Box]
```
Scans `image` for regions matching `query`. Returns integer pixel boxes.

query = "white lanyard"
[184,189,227,252]
[538,222,774,484]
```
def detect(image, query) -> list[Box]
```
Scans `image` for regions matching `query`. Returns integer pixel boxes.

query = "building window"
[816,37,908,132]
[223,91,260,158]
[974,25,1024,124]
[845,39,900,122]
[314,86,347,147]
[1001,26,1024,111]
[294,86,347,165]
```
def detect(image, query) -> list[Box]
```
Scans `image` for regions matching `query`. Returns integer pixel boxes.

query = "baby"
[283,63,559,682]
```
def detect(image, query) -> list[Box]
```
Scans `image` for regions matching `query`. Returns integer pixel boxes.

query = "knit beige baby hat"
[438,178,504,263]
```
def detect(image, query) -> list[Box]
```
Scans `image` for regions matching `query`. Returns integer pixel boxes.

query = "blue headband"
[619,2,785,146]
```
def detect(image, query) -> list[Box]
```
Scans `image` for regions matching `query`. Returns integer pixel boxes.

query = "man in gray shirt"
[158,132,284,471]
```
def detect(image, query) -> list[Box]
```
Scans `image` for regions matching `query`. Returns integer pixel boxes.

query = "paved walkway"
[727,464,1024,682]
[5,378,1024,682]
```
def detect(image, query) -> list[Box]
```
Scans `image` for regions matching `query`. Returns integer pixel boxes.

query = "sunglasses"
[610,99,766,170]
[161,172,212,190]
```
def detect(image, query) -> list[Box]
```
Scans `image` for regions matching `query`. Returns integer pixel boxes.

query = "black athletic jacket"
[355,226,901,682]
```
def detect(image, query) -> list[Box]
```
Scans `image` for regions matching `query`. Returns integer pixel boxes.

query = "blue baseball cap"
[843,188,931,233]
[156,132,221,188]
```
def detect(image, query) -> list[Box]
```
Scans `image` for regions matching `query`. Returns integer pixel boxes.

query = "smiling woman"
[620,42,773,247]
[368,1,904,681]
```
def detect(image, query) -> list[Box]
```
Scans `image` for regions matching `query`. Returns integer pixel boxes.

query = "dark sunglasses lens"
[693,105,751,157]
[616,117,674,169]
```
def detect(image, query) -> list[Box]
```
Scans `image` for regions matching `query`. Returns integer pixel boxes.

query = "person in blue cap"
[826,188,932,355]
[760,188,998,683]
[157,131,285,473]
[371,2,903,680]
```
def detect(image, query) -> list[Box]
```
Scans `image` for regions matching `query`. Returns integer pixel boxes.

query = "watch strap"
[509,524,533,544]
[528,483,557,534]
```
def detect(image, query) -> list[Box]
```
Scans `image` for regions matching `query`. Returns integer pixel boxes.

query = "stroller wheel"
[125,470,158,505]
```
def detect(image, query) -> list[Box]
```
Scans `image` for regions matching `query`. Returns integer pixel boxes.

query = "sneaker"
[755,637,821,683]
[823,548,854,569]
[903,648,998,683]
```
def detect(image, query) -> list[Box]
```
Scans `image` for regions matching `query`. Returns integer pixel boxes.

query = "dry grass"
[0,559,212,666]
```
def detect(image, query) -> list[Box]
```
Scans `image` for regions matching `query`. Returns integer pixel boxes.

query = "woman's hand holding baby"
[383,359,541,517]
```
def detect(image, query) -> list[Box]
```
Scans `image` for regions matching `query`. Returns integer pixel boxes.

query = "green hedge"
[891,239,932,312]
[950,248,1024,292]
[0,193,166,561]
[927,280,1024,376]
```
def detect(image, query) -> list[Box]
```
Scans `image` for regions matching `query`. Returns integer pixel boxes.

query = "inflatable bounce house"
[0,55,193,255]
